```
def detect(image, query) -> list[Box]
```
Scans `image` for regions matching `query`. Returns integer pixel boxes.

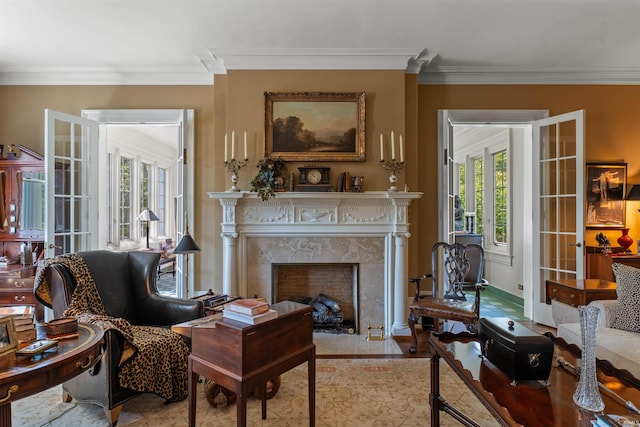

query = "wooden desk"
[428,332,640,426]
[545,278,617,307]
[0,323,103,427]
[188,301,315,427]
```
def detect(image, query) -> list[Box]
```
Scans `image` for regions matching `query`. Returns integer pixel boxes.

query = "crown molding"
[201,48,427,73]
[420,66,640,85]
[0,67,213,85]
[3,59,639,86]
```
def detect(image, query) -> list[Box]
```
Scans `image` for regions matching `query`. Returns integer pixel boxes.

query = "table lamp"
[174,213,201,297]
[137,208,159,249]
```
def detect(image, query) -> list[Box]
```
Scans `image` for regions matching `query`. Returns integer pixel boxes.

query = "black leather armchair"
[44,250,204,426]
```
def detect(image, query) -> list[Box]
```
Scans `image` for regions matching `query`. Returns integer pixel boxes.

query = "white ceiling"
[2,0,640,85]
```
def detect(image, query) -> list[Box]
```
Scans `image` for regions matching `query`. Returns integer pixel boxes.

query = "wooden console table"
[187,300,315,427]
[428,331,640,426]
[545,278,617,307]
[0,323,103,427]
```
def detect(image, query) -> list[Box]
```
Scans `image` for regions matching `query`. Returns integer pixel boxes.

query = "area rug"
[12,358,500,426]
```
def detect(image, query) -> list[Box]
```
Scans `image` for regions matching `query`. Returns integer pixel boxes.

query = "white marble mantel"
[207,191,422,336]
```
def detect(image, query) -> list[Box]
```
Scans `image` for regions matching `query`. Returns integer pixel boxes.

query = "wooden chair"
[407,242,487,353]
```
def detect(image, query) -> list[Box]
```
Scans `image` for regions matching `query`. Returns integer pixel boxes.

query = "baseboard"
[485,286,524,308]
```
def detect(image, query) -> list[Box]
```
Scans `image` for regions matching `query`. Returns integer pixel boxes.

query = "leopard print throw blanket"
[34,254,190,401]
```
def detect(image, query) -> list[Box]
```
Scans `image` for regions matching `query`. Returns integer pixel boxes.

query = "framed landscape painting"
[264,92,366,161]
[586,162,627,228]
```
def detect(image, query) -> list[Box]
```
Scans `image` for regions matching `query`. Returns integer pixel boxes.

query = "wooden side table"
[546,279,617,325]
[545,278,617,307]
[187,301,315,427]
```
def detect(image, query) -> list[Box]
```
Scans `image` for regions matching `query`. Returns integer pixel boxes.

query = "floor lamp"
[173,213,201,298]
[137,208,159,250]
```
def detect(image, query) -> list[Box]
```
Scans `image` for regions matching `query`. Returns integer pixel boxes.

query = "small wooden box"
[479,317,554,382]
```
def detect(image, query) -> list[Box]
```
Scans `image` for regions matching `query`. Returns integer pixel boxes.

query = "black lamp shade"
[174,232,201,254]
[627,185,640,201]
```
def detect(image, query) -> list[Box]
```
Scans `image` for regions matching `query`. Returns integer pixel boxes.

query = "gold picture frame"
[0,315,18,358]
[264,91,366,162]
[586,162,627,228]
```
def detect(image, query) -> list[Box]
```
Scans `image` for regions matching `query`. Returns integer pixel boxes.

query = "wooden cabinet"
[545,278,617,307]
[0,145,44,251]
[0,145,45,321]
[0,265,42,320]
[585,252,640,282]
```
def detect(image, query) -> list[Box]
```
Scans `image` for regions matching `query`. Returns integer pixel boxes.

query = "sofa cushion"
[557,322,640,380]
[612,262,640,332]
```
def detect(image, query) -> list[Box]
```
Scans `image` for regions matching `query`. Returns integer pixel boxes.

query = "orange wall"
[418,85,640,260]
[210,70,422,289]
[0,85,215,285]
[2,81,640,295]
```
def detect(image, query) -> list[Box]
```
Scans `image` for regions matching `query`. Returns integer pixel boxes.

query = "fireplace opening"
[272,263,359,334]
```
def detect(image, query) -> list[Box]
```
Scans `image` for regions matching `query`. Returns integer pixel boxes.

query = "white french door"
[531,110,584,326]
[438,110,455,243]
[44,110,100,257]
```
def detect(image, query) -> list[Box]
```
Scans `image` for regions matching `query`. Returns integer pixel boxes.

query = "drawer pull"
[0,385,18,403]
[76,355,95,369]
[14,281,25,288]
[14,295,26,302]
[570,294,576,299]
[552,288,557,293]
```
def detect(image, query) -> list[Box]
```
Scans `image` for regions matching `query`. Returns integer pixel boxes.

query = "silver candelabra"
[224,158,249,191]
[379,159,405,191]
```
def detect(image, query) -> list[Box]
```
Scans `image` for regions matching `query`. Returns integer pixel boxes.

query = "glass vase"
[573,305,605,412]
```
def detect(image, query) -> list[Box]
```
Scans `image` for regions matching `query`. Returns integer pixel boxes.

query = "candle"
[224,133,228,162]
[379,133,384,161]
[391,131,395,160]
[233,130,238,159]
[399,135,404,162]
[244,131,248,160]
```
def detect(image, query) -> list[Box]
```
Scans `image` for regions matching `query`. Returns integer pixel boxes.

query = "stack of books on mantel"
[223,298,278,325]
[0,305,36,343]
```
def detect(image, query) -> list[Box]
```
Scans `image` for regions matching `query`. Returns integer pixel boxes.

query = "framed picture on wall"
[264,91,366,161]
[586,162,627,228]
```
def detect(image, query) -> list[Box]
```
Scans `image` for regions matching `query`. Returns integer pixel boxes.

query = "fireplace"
[273,263,359,333]
[208,191,422,336]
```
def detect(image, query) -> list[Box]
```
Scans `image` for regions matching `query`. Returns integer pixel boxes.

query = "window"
[454,127,511,260]
[109,153,173,249]
[157,168,167,236]
[140,162,151,239]
[493,150,508,244]
[474,157,484,235]
[119,157,133,241]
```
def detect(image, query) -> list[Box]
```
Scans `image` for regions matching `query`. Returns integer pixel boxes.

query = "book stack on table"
[0,305,36,345]
[223,298,278,325]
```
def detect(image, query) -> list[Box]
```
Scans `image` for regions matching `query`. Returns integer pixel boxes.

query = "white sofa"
[557,299,640,380]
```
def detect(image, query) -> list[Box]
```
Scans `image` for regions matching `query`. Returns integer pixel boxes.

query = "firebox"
[272,263,359,334]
